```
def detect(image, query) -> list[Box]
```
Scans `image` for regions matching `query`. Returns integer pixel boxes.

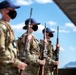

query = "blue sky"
[0,0,76,68]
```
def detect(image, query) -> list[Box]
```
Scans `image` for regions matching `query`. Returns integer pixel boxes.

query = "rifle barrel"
[39,23,46,75]
[19,8,33,75]
[54,26,59,75]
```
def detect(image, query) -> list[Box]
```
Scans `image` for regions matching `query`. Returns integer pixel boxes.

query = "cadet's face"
[46,33,51,39]
[5,7,17,20]
[2,8,16,22]
[29,25,33,33]
[4,8,15,15]
[6,8,15,11]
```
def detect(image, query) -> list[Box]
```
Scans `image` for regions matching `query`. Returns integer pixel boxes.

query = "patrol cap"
[23,18,40,29]
[42,28,55,34]
[42,28,54,37]
[0,0,20,9]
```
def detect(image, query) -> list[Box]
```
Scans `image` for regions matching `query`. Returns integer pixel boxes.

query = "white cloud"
[65,23,76,32]
[14,0,53,5]
[60,47,65,51]
[11,22,24,31]
[37,25,56,33]
[59,29,70,33]
[57,23,72,33]
[53,46,64,52]
[57,22,76,33]
[37,25,45,33]
[14,0,33,5]
[45,22,73,33]
[69,47,76,51]
[47,21,56,26]
[38,25,45,30]
[35,0,53,4]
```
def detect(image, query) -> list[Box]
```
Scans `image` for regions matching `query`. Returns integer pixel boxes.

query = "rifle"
[54,26,59,75]
[39,24,46,75]
[19,8,33,75]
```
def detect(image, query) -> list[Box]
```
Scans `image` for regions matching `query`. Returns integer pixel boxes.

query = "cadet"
[39,28,60,75]
[0,0,27,75]
[17,18,45,75]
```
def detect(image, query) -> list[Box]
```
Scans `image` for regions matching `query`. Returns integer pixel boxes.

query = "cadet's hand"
[17,60,27,70]
[38,59,46,65]
[54,61,59,65]
[21,34,32,43]
[56,44,60,49]
[41,39,48,44]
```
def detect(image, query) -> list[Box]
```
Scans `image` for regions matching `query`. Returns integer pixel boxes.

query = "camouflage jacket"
[0,19,19,67]
[17,33,40,65]
[39,40,55,66]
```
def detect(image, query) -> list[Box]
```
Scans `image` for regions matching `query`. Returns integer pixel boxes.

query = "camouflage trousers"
[0,73,19,75]
[44,65,54,75]
[24,64,40,75]
[44,71,54,75]
[0,65,19,75]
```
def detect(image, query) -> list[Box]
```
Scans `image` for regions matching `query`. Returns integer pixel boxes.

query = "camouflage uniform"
[0,19,19,75]
[17,33,40,75]
[39,40,55,75]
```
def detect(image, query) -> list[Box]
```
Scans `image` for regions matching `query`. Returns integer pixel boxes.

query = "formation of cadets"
[0,0,60,75]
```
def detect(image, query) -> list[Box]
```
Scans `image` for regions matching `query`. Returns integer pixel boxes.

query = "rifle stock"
[39,24,46,75]
[39,65,44,75]
[19,8,33,75]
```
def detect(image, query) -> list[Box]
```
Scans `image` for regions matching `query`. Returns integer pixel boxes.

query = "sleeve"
[16,37,24,52]
[46,44,55,65]
[0,24,6,50]
[0,23,19,67]
[26,37,40,64]
[14,58,20,67]
[46,56,55,65]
